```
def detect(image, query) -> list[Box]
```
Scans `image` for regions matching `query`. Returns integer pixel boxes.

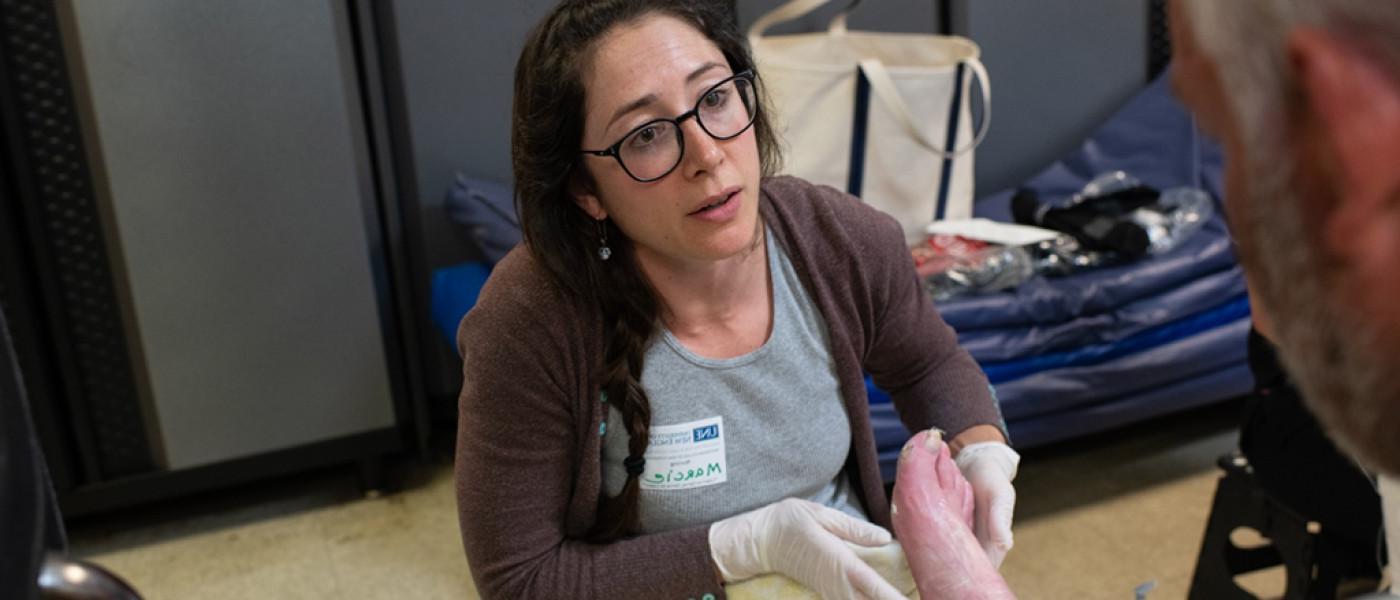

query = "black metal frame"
[58,429,402,517]
[347,0,433,459]
[0,0,430,515]
[580,71,758,183]
[0,107,80,495]
[1148,0,1172,81]
[937,0,953,35]
[0,0,154,484]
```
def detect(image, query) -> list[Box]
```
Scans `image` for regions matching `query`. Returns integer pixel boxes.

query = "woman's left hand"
[953,441,1021,569]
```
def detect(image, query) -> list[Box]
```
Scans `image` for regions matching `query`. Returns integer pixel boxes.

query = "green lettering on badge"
[649,462,724,485]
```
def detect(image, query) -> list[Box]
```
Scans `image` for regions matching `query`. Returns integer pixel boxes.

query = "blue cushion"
[431,261,492,352]
[954,265,1246,362]
[444,173,520,265]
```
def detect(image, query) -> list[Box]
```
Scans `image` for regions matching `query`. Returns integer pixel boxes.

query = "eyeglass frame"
[579,70,757,183]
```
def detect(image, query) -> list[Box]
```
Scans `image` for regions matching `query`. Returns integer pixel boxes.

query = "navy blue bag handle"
[846,59,990,221]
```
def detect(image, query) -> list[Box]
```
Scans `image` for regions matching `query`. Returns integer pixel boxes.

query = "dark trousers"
[1238,328,1383,550]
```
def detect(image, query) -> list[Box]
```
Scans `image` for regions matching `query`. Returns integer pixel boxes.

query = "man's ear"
[1289,27,1400,262]
[569,168,609,221]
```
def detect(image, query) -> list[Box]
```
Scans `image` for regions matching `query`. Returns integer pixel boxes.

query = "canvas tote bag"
[749,0,991,241]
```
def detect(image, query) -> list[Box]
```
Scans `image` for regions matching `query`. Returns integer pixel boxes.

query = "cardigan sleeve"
[857,210,1008,441]
[454,255,726,600]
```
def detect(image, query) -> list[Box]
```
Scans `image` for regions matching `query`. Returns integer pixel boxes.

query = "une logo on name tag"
[640,416,727,491]
[692,424,719,442]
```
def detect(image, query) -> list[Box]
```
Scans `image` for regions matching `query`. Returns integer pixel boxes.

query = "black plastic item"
[1187,451,1382,599]
[1187,337,1383,598]
[1011,186,1157,258]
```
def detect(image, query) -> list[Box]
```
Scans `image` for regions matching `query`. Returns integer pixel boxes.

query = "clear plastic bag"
[1027,235,1113,275]
[916,171,1216,301]
[920,243,1036,302]
[1074,171,1142,204]
[1131,187,1214,255]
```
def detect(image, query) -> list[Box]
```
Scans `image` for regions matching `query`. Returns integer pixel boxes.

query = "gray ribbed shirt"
[601,230,864,533]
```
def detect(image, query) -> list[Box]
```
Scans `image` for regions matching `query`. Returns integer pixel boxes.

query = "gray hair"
[1177,0,1400,152]
[1175,0,1400,475]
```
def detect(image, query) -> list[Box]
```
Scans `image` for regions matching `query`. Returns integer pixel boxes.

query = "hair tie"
[623,455,646,476]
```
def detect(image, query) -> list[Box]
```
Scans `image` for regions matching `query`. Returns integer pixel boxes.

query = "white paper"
[925,218,1060,246]
[639,416,728,491]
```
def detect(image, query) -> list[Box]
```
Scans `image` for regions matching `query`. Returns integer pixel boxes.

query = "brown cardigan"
[455,176,1002,599]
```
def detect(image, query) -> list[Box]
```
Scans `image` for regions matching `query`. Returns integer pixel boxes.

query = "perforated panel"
[0,0,154,477]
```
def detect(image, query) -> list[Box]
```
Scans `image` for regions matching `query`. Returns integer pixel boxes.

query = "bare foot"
[892,429,1017,599]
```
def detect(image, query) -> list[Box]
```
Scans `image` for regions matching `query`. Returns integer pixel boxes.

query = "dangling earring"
[596,219,612,261]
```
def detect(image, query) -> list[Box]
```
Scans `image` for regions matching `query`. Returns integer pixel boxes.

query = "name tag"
[639,416,727,491]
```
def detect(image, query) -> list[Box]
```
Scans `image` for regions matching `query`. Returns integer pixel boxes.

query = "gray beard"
[1242,149,1400,476]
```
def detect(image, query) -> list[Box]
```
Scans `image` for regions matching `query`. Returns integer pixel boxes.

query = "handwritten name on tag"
[640,416,727,491]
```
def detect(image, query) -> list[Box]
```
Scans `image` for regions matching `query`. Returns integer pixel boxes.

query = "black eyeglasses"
[580,71,758,183]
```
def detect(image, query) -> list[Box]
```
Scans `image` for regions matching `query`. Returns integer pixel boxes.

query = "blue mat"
[956,266,1246,362]
[936,216,1239,332]
[980,295,1250,383]
[872,358,1251,478]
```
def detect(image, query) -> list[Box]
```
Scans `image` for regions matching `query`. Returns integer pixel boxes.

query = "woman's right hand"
[709,498,908,600]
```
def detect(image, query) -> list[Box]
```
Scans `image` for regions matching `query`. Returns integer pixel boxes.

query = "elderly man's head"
[1171,0,1400,474]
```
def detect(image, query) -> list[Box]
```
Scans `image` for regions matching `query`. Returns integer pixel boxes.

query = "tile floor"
[70,400,1294,599]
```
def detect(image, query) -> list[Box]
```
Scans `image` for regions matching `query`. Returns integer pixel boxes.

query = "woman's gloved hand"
[953,441,1021,569]
[709,497,908,600]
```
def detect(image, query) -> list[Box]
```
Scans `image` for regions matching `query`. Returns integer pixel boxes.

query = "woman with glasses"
[455,1,1018,598]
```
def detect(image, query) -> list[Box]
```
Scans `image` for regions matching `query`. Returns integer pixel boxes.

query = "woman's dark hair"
[512,0,781,541]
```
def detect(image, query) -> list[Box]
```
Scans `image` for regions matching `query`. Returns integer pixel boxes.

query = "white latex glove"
[954,441,1020,569]
[710,498,908,600]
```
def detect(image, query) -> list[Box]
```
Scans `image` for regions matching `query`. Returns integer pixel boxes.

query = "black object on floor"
[1187,452,1380,599]
[1187,328,1384,599]
[1237,329,1383,548]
